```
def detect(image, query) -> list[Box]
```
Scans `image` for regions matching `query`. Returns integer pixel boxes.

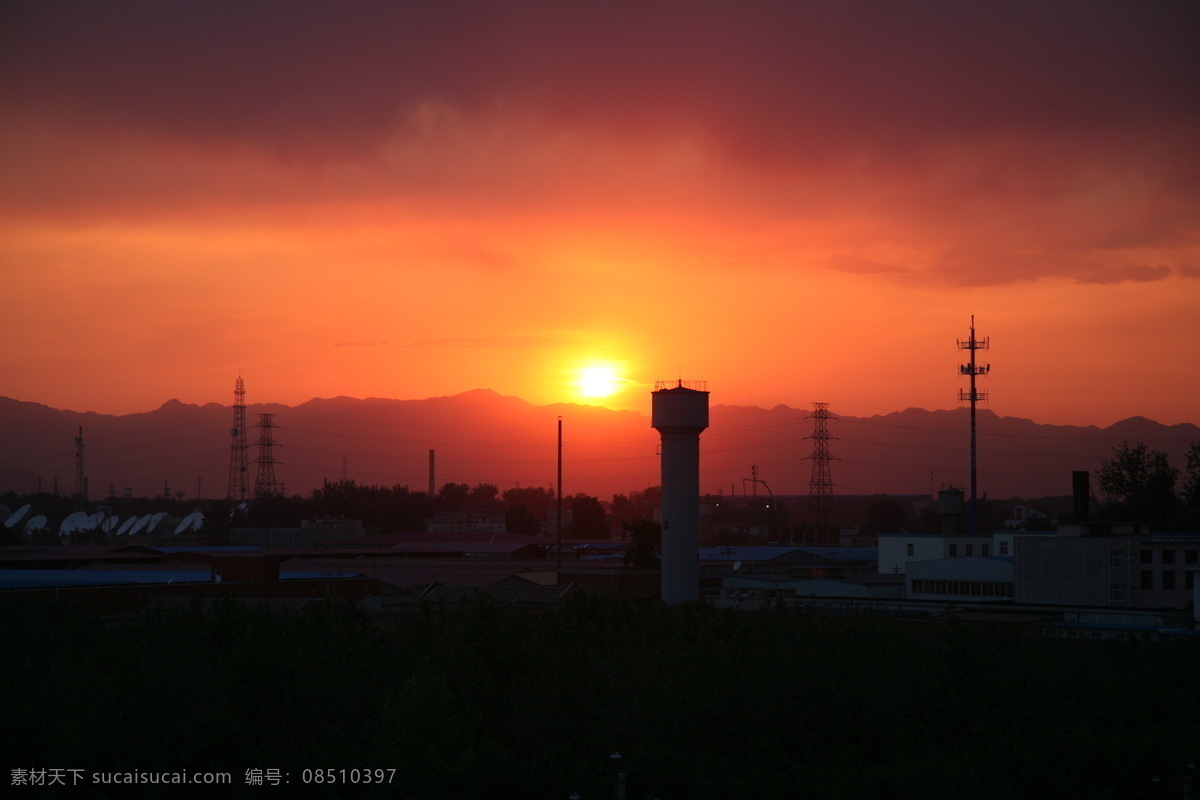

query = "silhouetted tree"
[1182,442,1200,509]
[610,493,637,527]
[1098,441,1179,528]
[1170,442,1200,530]
[569,494,608,539]
[632,485,662,518]
[501,486,554,536]
[505,503,540,536]
[976,494,1001,534]
[436,482,472,511]
[863,495,909,534]
[244,493,308,527]
[502,486,553,516]
[469,483,500,509]
[308,481,430,531]
[622,518,661,568]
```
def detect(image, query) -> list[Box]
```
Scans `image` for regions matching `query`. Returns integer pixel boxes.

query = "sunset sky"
[2,1,1198,427]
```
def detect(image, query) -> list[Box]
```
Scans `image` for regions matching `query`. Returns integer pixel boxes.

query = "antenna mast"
[74,427,86,510]
[957,316,990,536]
[253,412,282,498]
[227,376,249,501]
[805,403,837,544]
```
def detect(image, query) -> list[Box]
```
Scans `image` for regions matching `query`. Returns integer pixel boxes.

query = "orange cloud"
[1,2,1197,426]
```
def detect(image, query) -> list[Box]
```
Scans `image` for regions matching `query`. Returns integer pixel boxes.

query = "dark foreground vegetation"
[4,594,1198,800]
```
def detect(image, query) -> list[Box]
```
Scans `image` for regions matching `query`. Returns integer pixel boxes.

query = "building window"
[965,544,974,557]
[906,543,914,557]
[1109,552,1125,568]
[1141,570,1154,590]
[1163,571,1176,590]
[1187,572,1195,591]
[982,544,990,557]
[1186,550,1198,565]
[1162,549,1176,565]
[948,544,957,557]
[1109,584,1126,602]
[999,541,1009,556]
[1141,549,1154,564]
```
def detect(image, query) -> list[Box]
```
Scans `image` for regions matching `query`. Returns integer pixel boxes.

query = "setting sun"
[579,366,620,398]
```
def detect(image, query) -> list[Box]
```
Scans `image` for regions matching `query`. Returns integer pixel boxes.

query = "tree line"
[1098,441,1200,530]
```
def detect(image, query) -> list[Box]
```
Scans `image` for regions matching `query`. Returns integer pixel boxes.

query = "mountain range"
[2,390,1197,503]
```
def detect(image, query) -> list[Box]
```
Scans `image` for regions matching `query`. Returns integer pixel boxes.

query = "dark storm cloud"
[3,0,1196,163]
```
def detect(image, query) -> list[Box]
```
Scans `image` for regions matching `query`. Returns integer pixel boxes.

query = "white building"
[878,531,1055,574]
[907,556,1015,601]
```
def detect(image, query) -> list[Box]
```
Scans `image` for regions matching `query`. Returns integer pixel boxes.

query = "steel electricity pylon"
[805,402,837,544]
[226,376,249,502]
[253,412,282,498]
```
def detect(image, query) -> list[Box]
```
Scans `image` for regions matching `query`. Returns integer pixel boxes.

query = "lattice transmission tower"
[957,315,990,537]
[253,413,282,498]
[226,376,249,502]
[805,403,837,544]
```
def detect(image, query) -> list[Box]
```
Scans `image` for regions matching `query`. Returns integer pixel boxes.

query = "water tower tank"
[652,380,709,605]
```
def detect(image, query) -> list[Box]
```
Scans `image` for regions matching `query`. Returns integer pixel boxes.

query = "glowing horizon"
[1,3,1197,428]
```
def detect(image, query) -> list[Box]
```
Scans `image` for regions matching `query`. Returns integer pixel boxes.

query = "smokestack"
[428,449,435,496]
[652,380,709,605]
[1072,471,1090,524]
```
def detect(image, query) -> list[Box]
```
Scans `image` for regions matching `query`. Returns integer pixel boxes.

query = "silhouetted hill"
[1,393,1196,502]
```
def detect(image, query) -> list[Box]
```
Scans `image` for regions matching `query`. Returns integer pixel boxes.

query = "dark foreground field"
[3,593,1197,799]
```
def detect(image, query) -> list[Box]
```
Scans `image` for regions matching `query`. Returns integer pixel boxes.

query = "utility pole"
[74,427,86,510]
[556,416,563,571]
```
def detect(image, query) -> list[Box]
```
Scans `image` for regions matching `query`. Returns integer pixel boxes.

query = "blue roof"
[794,547,878,561]
[699,546,798,562]
[281,571,366,581]
[0,567,367,589]
[0,569,209,589]
[699,546,878,562]
[153,546,262,554]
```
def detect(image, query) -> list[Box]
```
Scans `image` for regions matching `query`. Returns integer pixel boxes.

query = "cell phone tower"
[253,413,282,498]
[958,316,990,536]
[226,376,249,502]
[805,403,837,544]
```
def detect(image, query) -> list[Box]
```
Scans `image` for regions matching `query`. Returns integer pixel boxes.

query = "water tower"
[652,380,709,605]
